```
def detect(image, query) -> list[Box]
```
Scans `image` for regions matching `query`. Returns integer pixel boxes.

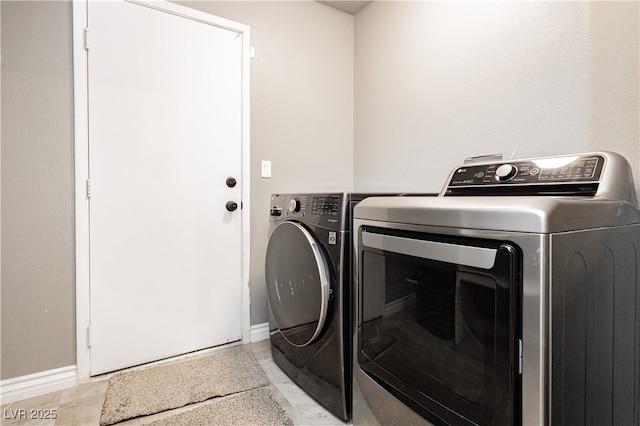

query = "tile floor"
[1,339,347,425]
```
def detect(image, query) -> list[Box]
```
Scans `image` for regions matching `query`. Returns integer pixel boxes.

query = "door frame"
[72,0,251,381]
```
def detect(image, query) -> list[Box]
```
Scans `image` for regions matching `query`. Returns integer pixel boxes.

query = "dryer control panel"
[444,153,605,196]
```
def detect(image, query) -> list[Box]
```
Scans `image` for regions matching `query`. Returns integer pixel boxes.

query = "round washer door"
[265,221,331,347]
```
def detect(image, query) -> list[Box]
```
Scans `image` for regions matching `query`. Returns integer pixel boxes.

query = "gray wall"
[1,0,638,382]
[1,1,75,380]
[354,1,639,193]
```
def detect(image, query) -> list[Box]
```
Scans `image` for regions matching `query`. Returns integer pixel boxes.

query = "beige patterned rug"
[145,387,293,425]
[99,346,291,425]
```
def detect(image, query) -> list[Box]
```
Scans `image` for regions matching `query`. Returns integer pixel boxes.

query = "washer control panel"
[269,193,346,229]
[311,195,341,216]
[445,154,605,196]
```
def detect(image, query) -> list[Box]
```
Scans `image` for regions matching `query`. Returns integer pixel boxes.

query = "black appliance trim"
[358,228,523,424]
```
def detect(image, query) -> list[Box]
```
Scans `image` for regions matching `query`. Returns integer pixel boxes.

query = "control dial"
[289,198,301,212]
[495,164,518,182]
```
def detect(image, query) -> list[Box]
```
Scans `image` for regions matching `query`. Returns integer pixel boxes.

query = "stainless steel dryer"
[353,152,640,425]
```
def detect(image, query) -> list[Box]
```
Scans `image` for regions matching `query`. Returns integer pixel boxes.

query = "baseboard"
[250,322,270,343]
[0,365,77,404]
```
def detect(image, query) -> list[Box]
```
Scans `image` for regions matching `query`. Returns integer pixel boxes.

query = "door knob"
[226,201,238,212]
[226,177,237,188]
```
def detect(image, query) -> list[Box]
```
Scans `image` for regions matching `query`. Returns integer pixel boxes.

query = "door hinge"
[84,28,91,50]
[87,325,93,348]
[86,179,92,199]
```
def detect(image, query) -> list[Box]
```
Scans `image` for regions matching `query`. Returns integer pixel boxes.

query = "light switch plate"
[261,160,271,178]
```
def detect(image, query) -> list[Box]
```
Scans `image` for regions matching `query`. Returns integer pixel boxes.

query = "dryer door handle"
[362,231,497,269]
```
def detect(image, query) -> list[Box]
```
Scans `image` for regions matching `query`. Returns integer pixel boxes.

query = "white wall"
[354,1,639,193]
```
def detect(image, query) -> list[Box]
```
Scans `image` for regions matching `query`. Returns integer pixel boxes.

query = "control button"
[289,198,301,213]
[495,164,518,182]
[270,207,282,216]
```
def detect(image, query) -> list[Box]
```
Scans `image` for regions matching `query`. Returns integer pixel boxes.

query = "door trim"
[72,0,251,381]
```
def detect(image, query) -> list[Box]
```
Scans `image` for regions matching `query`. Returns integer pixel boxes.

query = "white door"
[87,0,245,375]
